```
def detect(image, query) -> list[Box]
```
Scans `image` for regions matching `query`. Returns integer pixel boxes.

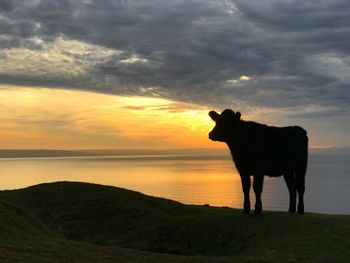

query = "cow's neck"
[226,137,241,159]
[224,121,247,161]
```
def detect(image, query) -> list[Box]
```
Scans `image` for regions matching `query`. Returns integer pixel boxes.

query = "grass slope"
[1,182,350,262]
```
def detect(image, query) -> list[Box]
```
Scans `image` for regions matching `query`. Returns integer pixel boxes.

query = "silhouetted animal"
[209,109,308,215]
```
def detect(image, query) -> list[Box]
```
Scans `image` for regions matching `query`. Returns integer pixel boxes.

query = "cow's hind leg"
[296,169,306,214]
[284,172,296,213]
[240,174,251,214]
[253,175,264,215]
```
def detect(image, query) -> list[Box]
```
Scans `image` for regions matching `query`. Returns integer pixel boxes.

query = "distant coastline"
[0,148,229,159]
[0,149,90,158]
[0,147,349,159]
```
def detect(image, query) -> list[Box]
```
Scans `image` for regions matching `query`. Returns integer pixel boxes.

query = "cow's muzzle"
[208,132,216,141]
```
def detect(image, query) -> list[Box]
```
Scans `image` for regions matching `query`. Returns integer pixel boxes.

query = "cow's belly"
[234,152,296,177]
[243,165,285,177]
[264,170,283,177]
[263,164,293,177]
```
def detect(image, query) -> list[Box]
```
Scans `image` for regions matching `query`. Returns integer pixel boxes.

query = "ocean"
[0,151,349,214]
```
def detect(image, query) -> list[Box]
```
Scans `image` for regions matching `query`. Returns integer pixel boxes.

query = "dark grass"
[1,181,350,262]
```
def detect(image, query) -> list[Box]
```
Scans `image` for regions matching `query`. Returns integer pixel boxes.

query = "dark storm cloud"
[1,0,350,116]
[0,0,15,12]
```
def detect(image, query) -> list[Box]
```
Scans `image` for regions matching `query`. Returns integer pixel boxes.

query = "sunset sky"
[1,0,349,149]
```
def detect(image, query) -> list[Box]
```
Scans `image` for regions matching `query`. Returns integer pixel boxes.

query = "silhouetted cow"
[209,109,308,215]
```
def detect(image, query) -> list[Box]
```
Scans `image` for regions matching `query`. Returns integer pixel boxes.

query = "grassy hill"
[0,182,349,262]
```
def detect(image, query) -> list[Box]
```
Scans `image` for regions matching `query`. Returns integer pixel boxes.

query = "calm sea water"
[0,153,349,214]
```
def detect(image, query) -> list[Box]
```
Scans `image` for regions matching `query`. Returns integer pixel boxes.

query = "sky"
[0,0,349,149]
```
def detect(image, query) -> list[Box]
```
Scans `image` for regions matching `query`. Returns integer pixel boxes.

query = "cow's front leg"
[240,174,251,214]
[253,175,264,215]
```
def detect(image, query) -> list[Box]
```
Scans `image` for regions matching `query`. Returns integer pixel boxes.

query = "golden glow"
[0,156,242,208]
[239,75,250,81]
[226,75,251,84]
[0,86,221,149]
[120,55,148,64]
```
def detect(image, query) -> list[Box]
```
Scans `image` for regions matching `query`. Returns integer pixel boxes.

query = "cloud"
[0,0,350,118]
[0,0,15,12]
[0,87,218,149]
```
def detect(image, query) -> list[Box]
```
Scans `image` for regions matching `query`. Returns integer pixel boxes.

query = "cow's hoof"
[242,209,250,215]
[297,209,304,214]
[254,210,262,216]
[288,205,296,213]
[297,204,304,214]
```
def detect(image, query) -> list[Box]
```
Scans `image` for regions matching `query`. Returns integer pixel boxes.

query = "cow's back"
[231,121,308,176]
[264,125,307,176]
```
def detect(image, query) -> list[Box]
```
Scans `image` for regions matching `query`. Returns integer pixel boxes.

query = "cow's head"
[208,109,241,142]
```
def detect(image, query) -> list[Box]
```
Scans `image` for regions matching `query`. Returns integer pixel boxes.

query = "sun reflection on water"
[0,156,243,208]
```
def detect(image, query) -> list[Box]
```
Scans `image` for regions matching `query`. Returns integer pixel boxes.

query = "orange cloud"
[0,86,221,150]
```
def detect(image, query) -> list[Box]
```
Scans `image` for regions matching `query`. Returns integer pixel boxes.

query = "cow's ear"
[209,111,220,121]
[235,112,241,120]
